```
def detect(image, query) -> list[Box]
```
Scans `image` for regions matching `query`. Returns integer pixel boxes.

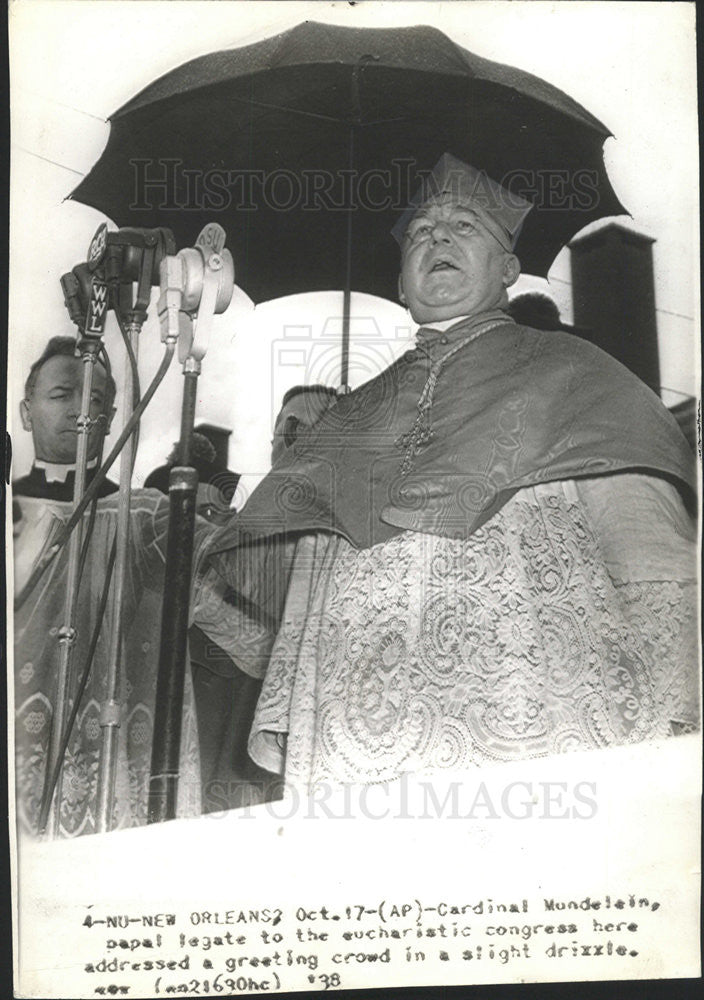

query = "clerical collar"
[415,309,513,349]
[34,457,98,483]
[419,315,471,333]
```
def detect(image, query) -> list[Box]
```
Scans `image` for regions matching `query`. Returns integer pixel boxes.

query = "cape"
[208,310,695,568]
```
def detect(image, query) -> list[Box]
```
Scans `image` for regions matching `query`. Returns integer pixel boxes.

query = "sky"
[8,0,699,496]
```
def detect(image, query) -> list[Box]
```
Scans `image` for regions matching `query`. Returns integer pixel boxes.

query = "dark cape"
[196,309,697,675]
[207,310,695,587]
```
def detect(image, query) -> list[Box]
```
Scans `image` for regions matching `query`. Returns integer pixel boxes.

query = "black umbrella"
[71,21,625,377]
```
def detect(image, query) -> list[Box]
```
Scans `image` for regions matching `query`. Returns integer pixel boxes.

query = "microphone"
[157,223,235,359]
[61,223,179,330]
[60,269,88,330]
[60,263,107,338]
[101,226,177,285]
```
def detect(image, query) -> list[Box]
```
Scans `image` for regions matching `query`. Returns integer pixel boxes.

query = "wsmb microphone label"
[85,278,109,338]
[87,222,108,271]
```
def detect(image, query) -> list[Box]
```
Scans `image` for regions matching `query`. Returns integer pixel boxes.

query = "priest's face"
[20,354,114,464]
[196,483,233,525]
[398,194,519,324]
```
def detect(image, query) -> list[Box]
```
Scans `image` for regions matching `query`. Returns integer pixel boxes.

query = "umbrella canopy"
[71,21,625,303]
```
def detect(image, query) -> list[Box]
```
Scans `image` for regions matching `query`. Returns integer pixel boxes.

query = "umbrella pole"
[341,286,351,392]
[340,199,353,393]
[339,123,356,394]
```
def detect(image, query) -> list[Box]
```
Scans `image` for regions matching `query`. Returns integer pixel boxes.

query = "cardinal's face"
[399,194,519,324]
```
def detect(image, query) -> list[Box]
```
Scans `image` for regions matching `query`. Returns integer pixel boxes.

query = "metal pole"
[95,320,140,833]
[178,362,198,467]
[45,343,99,838]
[341,215,352,391]
[148,358,200,823]
[340,123,355,392]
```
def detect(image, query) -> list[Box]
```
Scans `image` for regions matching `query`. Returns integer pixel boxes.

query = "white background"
[16,737,702,995]
[8,0,700,499]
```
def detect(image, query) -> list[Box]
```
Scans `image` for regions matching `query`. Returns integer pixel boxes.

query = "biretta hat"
[392,152,533,252]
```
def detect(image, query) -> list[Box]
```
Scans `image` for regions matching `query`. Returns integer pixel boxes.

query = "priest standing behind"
[13,336,203,836]
[13,336,117,502]
[200,154,698,790]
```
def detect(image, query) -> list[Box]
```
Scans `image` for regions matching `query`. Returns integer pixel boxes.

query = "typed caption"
[81,892,660,996]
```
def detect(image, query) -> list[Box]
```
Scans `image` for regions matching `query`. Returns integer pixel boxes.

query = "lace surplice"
[248,475,698,787]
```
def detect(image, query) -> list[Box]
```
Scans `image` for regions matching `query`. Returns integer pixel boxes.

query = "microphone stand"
[44,335,104,837]
[39,223,231,836]
[146,359,200,823]
[148,225,234,824]
[95,232,174,834]
[45,226,175,837]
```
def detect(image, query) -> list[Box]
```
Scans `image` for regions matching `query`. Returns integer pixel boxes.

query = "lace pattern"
[14,493,202,837]
[250,485,699,786]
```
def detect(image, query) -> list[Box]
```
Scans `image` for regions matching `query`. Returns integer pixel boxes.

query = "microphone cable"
[112,291,142,458]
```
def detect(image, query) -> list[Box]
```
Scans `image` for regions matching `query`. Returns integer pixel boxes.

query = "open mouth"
[429,259,458,272]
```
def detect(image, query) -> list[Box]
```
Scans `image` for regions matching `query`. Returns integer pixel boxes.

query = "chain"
[395,318,508,476]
